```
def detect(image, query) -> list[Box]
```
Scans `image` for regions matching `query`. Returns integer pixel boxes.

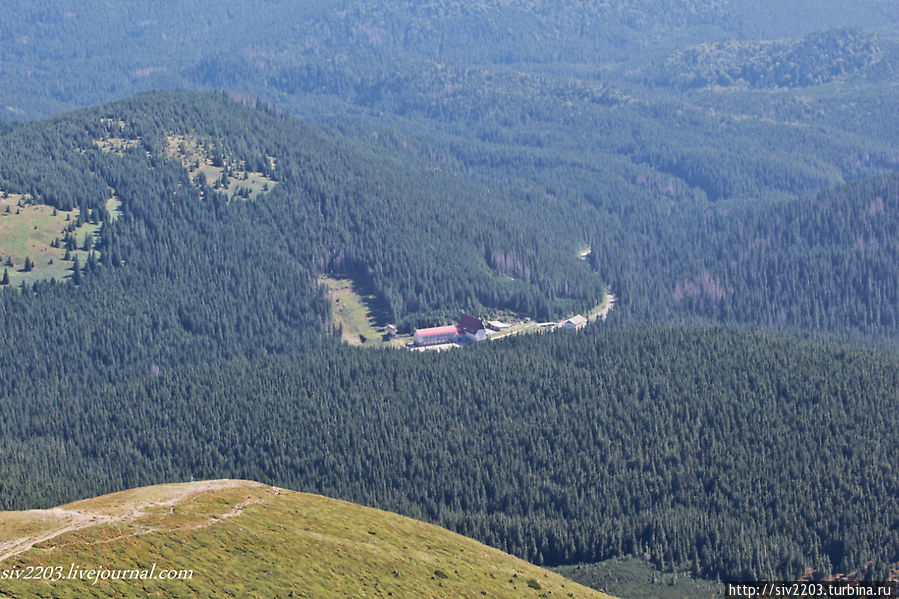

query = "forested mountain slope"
[6,87,899,393]
[4,2,898,208]
[0,480,612,598]
[2,323,897,582]
[5,5,899,334]
[595,173,899,339]
[2,4,899,589]
[0,91,603,397]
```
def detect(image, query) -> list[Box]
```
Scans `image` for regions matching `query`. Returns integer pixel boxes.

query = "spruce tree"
[1,268,8,285]
[72,255,82,285]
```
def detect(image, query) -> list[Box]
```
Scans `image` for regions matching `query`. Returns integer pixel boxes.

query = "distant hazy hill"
[3,0,898,121]
[0,480,613,598]
[645,29,892,89]
[4,2,899,226]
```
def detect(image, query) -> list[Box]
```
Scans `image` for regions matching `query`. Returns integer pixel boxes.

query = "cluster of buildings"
[408,312,588,347]
[413,314,488,347]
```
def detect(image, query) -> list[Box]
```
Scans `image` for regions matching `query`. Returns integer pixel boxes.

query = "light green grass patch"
[165,134,278,201]
[94,137,141,154]
[93,118,141,155]
[0,192,121,287]
[0,512,70,548]
[587,291,616,322]
[320,275,389,347]
[105,198,122,222]
[0,196,79,286]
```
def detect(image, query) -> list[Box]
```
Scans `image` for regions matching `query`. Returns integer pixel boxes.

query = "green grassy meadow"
[0,480,615,598]
[320,275,402,347]
[165,134,278,201]
[0,194,119,287]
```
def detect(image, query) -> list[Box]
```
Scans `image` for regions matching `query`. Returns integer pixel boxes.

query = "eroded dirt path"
[0,479,263,564]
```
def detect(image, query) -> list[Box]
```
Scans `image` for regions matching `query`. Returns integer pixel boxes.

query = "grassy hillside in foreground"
[0,480,614,599]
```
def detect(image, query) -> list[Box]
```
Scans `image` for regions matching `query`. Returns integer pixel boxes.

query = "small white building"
[458,314,488,342]
[561,314,587,331]
[486,320,511,331]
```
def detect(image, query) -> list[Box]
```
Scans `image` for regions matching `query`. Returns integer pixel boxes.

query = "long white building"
[413,325,460,346]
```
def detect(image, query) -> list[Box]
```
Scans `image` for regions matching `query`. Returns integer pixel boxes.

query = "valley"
[321,268,615,350]
[1,2,898,596]
[0,87,896,592]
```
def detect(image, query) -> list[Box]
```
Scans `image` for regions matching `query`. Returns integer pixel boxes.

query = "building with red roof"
[458,314,487,342]
[412,314,488,347]
[413,324,460,346]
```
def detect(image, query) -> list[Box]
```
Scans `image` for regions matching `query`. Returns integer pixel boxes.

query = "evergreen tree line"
[592,173,899,340]
[1,323,896,582]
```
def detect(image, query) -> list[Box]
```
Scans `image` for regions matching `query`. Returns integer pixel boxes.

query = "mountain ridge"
[0,479,615,598]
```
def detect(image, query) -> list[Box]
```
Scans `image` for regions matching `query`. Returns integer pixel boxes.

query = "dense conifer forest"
[2,322,898,581]
[0,92,897,583]
[595,173,899,337]
[0,92,603,384]
[2,1,899,591]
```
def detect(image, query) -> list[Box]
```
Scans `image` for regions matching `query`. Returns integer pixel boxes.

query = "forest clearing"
[0,193,119,287]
